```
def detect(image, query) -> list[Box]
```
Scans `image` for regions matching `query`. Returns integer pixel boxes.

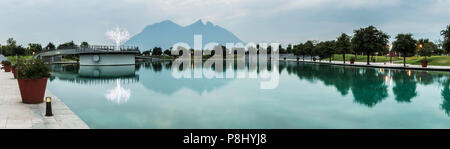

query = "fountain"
[105,27,131,51]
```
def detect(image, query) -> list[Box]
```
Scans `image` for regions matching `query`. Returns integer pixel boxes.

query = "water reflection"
[105,79,131,104]
[50,61,450,115]
[279,62,450,111]
[51,64,136,104]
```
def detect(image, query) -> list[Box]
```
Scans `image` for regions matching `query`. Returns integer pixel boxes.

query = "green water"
[47,61,450,128]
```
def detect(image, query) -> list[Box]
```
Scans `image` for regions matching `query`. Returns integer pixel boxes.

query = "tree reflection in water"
[280,62,450,110]
[50,62,450,115]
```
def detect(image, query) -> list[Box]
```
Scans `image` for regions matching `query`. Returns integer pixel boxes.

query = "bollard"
[45,97,53,116]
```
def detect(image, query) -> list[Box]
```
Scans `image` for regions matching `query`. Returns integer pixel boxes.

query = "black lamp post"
[45,97,53,117]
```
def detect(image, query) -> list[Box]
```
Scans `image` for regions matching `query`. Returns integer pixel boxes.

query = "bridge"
[35,45,140,65]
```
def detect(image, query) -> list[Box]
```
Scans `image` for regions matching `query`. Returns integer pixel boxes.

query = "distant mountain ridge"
[124,19,244,51]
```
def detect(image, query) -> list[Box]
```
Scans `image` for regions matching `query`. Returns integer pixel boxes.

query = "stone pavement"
[0,65,89,129]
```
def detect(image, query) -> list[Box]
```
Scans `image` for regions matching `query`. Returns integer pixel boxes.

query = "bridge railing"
[77,45,139,52]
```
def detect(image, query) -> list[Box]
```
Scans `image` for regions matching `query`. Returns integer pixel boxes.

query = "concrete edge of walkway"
[283,59,450,72]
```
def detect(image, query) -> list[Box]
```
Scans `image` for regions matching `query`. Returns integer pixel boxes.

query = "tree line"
[0,39,92,56]
[289,25,450,66]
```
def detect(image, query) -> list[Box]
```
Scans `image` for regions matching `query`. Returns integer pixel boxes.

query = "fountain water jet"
[105,27,131,51]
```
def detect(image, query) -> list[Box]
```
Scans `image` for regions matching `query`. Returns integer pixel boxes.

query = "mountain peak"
[189,19,205,27]
[125,19,243,50]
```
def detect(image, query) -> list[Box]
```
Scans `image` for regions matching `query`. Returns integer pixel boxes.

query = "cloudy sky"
[0,0,449,46]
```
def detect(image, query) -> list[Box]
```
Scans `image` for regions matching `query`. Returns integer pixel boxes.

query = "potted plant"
[418,42,435,68]
[350,58,355,64]
[17,59,51,104]
[12,64,18,79]
[1,60,12,72]
[421,59,428,68]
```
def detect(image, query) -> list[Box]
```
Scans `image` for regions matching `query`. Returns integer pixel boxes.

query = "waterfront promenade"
[284,58,450,71]
[0,67,88,129]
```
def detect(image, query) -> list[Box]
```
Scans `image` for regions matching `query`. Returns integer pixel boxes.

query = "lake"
[47,61,450,128]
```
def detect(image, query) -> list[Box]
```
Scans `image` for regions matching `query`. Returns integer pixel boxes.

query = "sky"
[0,0,449,47]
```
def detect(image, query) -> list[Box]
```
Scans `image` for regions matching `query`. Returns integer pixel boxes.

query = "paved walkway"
[0,65,89,129]
[284,58,450,71]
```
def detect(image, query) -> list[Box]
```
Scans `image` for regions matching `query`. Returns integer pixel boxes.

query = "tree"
[143,50,152,56]
[152,47,162,56]
[57,41,78,49]
[80,41,89,48]
[419,42,437,61]
[351,26,389,65]
[45,42,56,51]
[286,44,293,54]
[441,25,450,54]
[304,40,315,61]
[392,33,417,67]
[164,49,171,56]
[315,41,335,62]
[7,38,16,47]
[278,45,286,54]
[293,43,306,60]
[28,43,42,54]
[336,33,352,63]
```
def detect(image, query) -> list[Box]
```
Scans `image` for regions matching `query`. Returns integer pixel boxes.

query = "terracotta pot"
[350,59,355,64]
[4,65,11,72]
[12,67,17,79]
[421,61,428,68]
[17,78,48,104]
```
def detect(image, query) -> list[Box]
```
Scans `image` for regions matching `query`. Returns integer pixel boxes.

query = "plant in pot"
[418,42,435,68]
[1,60,12,72]
[350,57,355,64]
[17,59,51,104]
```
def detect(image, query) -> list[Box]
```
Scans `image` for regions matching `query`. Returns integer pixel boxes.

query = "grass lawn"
[395,56,450,66]
[332,54,402,63]
[6,56,32,64]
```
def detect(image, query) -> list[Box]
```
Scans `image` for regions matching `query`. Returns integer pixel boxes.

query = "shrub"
[1,60,11,66]
[17,59,51,79]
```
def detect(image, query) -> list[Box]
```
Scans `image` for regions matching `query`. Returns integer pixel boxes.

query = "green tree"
[152,47,162,56]
[28,43,42,54]
[304,40,315,61]
[419,42,437,60]
[164,49,171,56]
[57,41,78,49]
[441,25,450,54]
[392,33,417,67]
[351,26,390,65]
[45,42,56,51]
[80,41,89,48]
[278,45,286,54]
[293,43,306,60]
[286,44,292,54]
[336,33,352,63]
[315,41,335,62]
[7,38,16,47]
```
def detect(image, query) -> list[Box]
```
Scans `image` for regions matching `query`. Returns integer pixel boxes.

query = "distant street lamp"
[389,44,393,64]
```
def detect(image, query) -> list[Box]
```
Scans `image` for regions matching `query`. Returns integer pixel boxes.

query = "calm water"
[47,61,450,128]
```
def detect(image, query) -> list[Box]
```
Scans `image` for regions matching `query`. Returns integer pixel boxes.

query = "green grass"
[331,54,402,63]
[7,56,32,64]
[395,56,450,66]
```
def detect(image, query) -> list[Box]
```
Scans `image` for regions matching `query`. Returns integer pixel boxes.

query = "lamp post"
[389,44,393,64]
[45,97,53,117]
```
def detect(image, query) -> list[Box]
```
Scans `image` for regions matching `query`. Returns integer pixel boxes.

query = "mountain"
[124,19,244,51]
